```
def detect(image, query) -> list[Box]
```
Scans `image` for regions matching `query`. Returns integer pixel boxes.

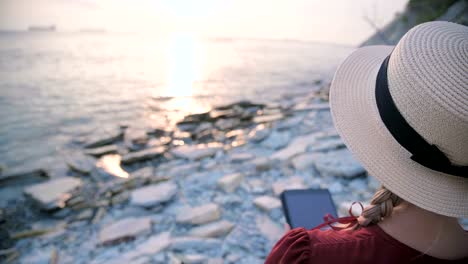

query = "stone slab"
[130,182,177,208]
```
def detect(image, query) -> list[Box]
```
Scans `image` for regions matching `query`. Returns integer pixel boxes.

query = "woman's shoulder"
[265,226,378,264]
[265,225,468,264]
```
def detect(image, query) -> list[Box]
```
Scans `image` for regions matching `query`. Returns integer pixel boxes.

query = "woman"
[266,21,468,263]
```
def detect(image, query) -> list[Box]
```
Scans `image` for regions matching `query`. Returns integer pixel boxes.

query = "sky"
[0,0,408,45]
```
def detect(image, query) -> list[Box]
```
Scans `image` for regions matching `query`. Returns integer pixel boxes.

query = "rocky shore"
[0,84,465,264]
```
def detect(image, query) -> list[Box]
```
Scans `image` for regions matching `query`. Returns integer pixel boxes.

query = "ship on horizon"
[28,25,56,32]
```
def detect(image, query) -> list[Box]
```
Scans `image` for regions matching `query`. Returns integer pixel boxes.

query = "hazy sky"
[0,0,408,45]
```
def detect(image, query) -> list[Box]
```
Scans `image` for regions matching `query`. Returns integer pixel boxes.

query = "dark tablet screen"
[281,189,337,230]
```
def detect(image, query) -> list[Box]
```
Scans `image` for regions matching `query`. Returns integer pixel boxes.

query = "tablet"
[280,189,337,230]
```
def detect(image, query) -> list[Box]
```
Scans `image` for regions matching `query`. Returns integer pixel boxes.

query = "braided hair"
[357,186,402,227]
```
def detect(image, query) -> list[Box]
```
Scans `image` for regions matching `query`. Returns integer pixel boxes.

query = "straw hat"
[330,21,468,218]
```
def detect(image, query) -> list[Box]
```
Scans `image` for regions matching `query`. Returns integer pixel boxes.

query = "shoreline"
[1,83,465,263]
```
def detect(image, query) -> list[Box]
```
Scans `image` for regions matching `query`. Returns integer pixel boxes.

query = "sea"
[0,31,353,172]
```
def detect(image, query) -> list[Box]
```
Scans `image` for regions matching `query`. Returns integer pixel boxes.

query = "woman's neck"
[377,201,468,260]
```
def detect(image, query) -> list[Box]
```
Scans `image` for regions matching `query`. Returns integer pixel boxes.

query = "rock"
[99,217,152,245]
[293,102,330,112]
[248,179,267,194]
[230,153,255,163]
[328,182,344,194]
[122,232,171,260]
[224,211,270,256]
[74,209,94,221]
[253,113,283,123]
[19,249,54,264]
[368,175,381,191]
[349,178,368,194]
[65,152,96,174]
[275,115,304,130]
[252,157,272,171]
[84,145,119,157]
[124,127,149,146]
[147,136,172,148]
[313,149,366,178]
[170,237,222,252]
[131,166,154,179]
[178,254,207,264]
[253,196,282,212]
[173,131,192,141]
[256,214,284,242]
[130,182,177,208]
[272,177,307,196]
[96,154,129,178]
[188,220,234,238]
[214,100,265,111]
[248,124,271,142]
[291,153,317,170]
[171,143,222,160]
[0,168,48,187]
[176,203,221,224]
[271,131,324,161]
[261,131,291,150]
[206,258,224,264]
[225,129,244,140]
[84,129,123,148]
[215,118,240,131]
[307,138,345,152]
[24,177,82,210]
[121,146,166,165]
[217,173,244,193]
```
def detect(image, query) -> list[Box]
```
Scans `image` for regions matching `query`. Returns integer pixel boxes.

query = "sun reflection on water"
[164,32,205,97]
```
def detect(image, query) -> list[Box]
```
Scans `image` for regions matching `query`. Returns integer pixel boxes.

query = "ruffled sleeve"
[265,228,311,264]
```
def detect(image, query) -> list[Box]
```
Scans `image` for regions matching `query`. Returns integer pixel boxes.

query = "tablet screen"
[281,189,337,230]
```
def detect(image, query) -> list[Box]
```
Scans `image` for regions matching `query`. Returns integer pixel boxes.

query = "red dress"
[265,225,468,264]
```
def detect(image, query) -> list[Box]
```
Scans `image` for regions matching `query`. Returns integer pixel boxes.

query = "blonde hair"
[357,186,403,227]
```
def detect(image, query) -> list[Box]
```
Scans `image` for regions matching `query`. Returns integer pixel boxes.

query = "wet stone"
[84,145,119,157]
[84,129,123,148]
[99,217,152,245]
[24,177,82,210]
[275,115,304,130]
[124,127,149,146]
[253,113,283,123]
[230,153,255,163]
[217,173,244,193]
[121,232,171,260]
[130,182,177,208]
[293,102,330,112]
[176,203,221,225]
[188,220,235,238]
[215,118,241,131]
[96,154,129,179]
[171,144,222,160]
[0,168,48,187]
[248,124,271,142]
[261,131,291,150]
[121,146,166,165]
[65,152,96,175]
[253,196,282,212]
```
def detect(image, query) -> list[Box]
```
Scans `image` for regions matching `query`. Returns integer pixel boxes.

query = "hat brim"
[330,45,468,218]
